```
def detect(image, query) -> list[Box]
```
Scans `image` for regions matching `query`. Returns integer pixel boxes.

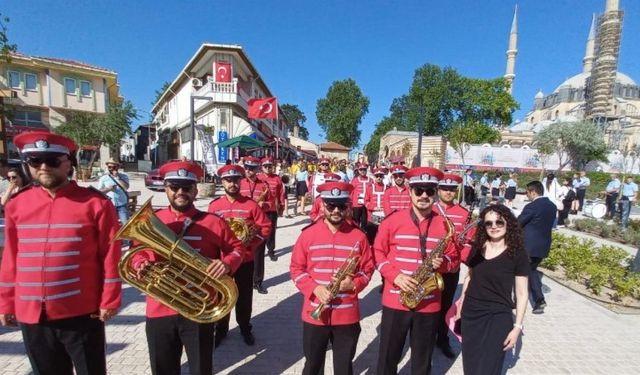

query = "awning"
[216,135,266,149]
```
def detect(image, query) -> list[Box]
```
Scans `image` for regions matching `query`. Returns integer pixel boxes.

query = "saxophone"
[256,187,270,204]
[400,203,455,309]
[310,242,361,320]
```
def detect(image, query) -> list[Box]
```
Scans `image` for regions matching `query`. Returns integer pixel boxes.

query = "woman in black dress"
[457,204,529,375]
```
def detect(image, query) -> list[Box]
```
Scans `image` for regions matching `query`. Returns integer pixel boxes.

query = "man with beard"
[131,161,244,375]
[308,172,343,221]
[363,167,388,245]
[350,162,372,229]
[435,173,471,359]
[208,165,271,347]
[290,181,374,375]
[308,157,331,199]
[0,132,121,375]
[381,165,410,216]
[259,157,285,263]
[374,167,460,375]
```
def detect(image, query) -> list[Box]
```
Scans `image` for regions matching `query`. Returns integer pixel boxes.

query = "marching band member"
[309,172,342,221]
[364,167,388,244]
[374,167,460,375]
[208,165,272,347]
[131,161,244,375]
[0,132,121,375]
[290,181,374,375]
[239,156,272,294]
[381,165,410,216]
[350,162,373,229]
[308,157,331,199]
[435,173,471,359]
[260,157,285,262]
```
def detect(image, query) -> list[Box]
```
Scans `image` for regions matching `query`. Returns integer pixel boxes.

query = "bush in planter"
[584,263,609,295]
[561,239,595,281]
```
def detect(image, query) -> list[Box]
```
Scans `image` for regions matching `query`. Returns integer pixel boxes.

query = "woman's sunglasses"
[412,187,436,197]
[484,219,506,228]
[7,175,19,180]
[26,156,64,168]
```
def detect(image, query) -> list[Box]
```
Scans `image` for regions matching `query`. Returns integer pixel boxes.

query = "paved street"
[1,176,640,374]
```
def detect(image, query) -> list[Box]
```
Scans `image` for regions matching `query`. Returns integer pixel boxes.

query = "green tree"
[447,120,501,165]
[151,81,171,114]
[316,78,369,149]
[534,121,608,171]
[281,103,310,140]
[0,14,17,63]
[56,101,138,179]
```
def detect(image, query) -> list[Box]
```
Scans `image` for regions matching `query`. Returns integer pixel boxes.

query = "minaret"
[606,0,619,12]
[583,14,596,73]
[504,4,518,94]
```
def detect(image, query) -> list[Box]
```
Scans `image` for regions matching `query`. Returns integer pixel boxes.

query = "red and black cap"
[406,167,443,186]
[217,164,245,178]
[439,174,463,187]
[324,172,342,182]
[14,131,77,156]
[160,161,204,183]
[243,156,261,167]
[317,181,354,201]
[390,165,409,175]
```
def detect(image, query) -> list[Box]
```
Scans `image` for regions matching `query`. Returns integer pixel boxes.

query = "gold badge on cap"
[35,139,49,150]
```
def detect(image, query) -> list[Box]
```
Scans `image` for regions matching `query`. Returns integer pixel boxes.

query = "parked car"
[144,169,164,191]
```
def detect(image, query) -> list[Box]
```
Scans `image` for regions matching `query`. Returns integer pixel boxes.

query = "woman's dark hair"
[472,204,524,258]
[7,167,26,186]
[545,173,555,191]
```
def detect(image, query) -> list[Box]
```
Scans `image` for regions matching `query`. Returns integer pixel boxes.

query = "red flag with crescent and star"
[248,97,278,119]
[214,61,232,83]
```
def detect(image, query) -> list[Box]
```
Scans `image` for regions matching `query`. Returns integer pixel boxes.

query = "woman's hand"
[503,327,521,351]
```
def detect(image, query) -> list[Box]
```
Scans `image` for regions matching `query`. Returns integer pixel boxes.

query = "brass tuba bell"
[115,198,238,323]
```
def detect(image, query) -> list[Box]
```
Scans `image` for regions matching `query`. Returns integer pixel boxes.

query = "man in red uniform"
[374,167,460,375]
[290,181,374,375]
[308,157,331,199]
[260,157,285,262]
[435,173,471,359]
[382,165,410,216]
[131,161,245,375]
[350,162,372,229]
[239,156,272,294]
[308,172,342,221]
[208,165,272,347]
[363,167,388,245]
[0,132,121,375]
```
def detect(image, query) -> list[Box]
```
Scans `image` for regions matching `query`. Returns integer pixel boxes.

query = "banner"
[214,62,232,83]
[218,130,228,163]
[248,97,277,119]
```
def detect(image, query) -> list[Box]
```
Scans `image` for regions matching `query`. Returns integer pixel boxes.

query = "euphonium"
[225,217,253,244]
[400,202,455,309]
[115,198,238,323]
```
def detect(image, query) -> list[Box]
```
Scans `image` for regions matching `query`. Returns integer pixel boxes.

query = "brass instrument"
[256,187,270,204]
[310,242,361,320]
[400,203,455,309]
[457,218,480,247]
[115,198,238,324]
[225,217,254,244]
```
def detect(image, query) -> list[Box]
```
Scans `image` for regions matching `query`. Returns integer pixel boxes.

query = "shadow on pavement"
[273,245,293,258]
[263,270,292,290]
[119,284,146,311]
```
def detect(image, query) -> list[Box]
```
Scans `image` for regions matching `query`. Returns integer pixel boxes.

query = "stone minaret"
[504,4,518,94]
[606,0,619,12]
[583,14,596,73]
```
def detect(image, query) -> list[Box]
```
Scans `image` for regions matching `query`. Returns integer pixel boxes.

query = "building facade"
[378,129,445,169]
[151,43,288,167]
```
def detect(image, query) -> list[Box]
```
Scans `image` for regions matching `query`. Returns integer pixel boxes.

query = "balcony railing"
[194,77,238,97]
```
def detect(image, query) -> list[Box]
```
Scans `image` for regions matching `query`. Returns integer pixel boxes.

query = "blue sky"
[5,1,640,150]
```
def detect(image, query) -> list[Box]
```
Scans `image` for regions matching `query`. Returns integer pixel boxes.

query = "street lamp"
[190,95,213,161]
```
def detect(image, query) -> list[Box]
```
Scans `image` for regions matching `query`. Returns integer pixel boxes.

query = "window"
[8,71,20,88]
[64,78,76,94]
[179,127,192,143]
[25,73,37,91]
[80,80,91,97]
[13,111,43,126]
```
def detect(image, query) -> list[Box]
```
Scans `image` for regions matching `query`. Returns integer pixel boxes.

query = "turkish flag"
[248,97,278,119]
[214,62,232,82]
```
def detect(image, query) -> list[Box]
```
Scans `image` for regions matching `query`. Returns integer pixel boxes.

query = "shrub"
[584,263,609,295]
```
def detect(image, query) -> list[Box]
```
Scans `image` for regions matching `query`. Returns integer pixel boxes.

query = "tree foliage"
[316,78,369,149]
[151,81,171,113]
[0,14,17,63]
[364,64,518,163]
[534,121,609,171]
[281,103,309,140]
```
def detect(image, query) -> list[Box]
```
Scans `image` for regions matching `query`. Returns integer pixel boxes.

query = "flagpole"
[275,103,279,159]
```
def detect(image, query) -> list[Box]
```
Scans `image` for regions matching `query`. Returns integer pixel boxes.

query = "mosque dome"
[553,72,637,93]
[534,90,544,99]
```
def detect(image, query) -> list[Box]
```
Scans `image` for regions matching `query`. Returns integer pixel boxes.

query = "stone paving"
[1,177,639,374]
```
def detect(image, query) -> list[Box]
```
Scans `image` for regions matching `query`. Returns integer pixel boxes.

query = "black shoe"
[241,331,255,346]
[532,300,546,314]
[269,254,278,262]
[214,332,227,348]
[255,284,268,294]
[437,341,456,359]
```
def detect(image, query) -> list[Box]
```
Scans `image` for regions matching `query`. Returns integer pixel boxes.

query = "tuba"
[115,198,238,323]
[400,202,455,309]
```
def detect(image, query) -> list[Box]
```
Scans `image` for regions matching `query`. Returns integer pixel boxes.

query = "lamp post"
[190,95,213,161]
[415,106,424,167]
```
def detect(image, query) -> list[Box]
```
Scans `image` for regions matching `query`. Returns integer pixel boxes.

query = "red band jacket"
[309,196,323,222]
[382,185,411,216]
[208,195,272,263]
[130,206,244,318]
[259,173,285,214]
[350,176,372,208]
[0,182,122,323]
[373,208,461,314]
[442,203,472,270]
[308,172,327,199]
[364,182,387,222]
[290,220,374,326]
[239,177,272,211]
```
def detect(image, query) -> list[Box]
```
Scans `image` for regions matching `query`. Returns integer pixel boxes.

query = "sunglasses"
[27,156,65,168]
[7,175,19,180]
[412,187,437,197]
[107,166,117,170]
[325,202,348,212]
[245,166,258,171]
[319,163,329,167]
[484,219,506,228]
[167,184,195,192]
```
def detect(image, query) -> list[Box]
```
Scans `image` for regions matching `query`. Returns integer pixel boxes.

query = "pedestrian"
[374,167,460,375]
[363,167,388,245]
[557,177,576,227]
[518,181,556,314]
[309,157,331,200]
[260,157,285,263]
[490,173,502,198]
[456,204,529,375]
[571,173,581,214]
[208,164,272,347]
[131,161,245,375]
[295,162,309,215]
[290,181,374,375]
[463,168,476,208]
[504,173,518,208]
[0,131,121,375]
[479,172,490,211]
[619,175,638,229]
[0,167,27,206]
[97,158,130,225]
[576,171,590,212]
[604,173,621,219]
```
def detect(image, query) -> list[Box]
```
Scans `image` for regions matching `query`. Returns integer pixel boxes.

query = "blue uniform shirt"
[606,178,621,193]
[622,182,638,197]
[579,176,591,189]
[507,178,517,188]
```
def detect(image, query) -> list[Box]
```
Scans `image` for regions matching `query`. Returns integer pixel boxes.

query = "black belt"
[621,196,631,201]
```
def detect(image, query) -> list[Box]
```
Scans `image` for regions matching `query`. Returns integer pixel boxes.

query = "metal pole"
[416,107,423,167]
[190,96,195,161]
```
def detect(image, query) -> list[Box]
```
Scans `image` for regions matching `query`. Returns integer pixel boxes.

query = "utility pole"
[415,106,424,167]
[190,95,213,160]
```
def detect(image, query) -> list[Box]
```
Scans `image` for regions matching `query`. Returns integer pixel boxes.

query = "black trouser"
[558,201,571,225]
[146,315,215,375]
[302,322,361,375]
[377,307,438,375]
[437,271,460,345]
[529,256,544,305]
[20,313,106,375]
[254,213,276,286]
[606,193,618,218]
[217,261,254,337]
[352,206,367,229]
[464,186,475,206]
[265,211,278,256]
[577,189,586,211]
[365,222,379,246]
